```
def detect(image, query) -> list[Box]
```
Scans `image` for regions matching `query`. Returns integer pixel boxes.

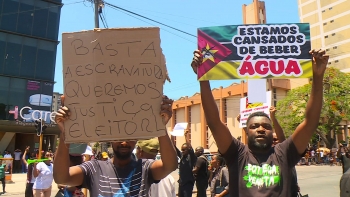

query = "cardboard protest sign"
[239,91,271,128]
[62,28,167,143]
[197,23,312,80]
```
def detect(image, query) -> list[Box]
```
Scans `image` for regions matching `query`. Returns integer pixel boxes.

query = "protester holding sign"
[53,95,178,197]
[191,49,329,196]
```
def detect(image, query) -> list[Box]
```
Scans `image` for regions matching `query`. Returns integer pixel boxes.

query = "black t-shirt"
[222,137,301,197]
[291,167,298,197]
[195,156,208,180]
[340,154,350,173]
[177,147,196,184]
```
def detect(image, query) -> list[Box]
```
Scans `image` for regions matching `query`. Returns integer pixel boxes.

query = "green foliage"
[276,67,350,148]
[93,142,100,149]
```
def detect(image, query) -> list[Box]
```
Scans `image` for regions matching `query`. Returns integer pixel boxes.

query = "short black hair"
[215,154,225,166]
[246,111,271,126]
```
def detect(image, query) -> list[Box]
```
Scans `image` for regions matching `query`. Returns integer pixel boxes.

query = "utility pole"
[94,0,99,28]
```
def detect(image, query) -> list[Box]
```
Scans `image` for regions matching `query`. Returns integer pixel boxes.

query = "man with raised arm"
[174,131,197,197]
[191,49,329,197]
[53,95,178,197]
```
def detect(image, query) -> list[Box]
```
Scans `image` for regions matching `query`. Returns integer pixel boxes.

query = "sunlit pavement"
[1,165,342,196]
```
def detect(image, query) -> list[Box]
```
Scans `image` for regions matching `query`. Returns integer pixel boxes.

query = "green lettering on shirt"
[243,164,280,188]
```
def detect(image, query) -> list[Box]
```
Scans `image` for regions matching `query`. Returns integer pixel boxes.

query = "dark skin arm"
[53,96,88,186]
[22,146,29,166]
[291,49,329,154]
[270,106,286,142]
[191,50,233,154]
[237,107,286,142]
[149,97,178,180]
[192,158,201,175]
[184,130,192,148]
[53,96,177,184]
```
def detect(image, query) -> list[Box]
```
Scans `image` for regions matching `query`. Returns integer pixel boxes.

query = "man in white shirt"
[14,149,22,173]
[3,151,12,174]
[136,138,176,197]
[33,157,53,197]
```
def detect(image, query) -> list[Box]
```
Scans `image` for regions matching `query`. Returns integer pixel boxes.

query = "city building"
[52,92,62,112]
[0,0,63,153]
[167,0,310,153]
[242,0,266,24]
[298,0,350,72]
[298,0,350,145]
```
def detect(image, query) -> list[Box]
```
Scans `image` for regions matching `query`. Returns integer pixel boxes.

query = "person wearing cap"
[53,95,178,197]
[136,138,176,197]
[82,146,94,162]
[101,152,109,161]
[33,155,53,197]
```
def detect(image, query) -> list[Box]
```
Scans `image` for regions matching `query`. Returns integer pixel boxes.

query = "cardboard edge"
[62,27,161,35]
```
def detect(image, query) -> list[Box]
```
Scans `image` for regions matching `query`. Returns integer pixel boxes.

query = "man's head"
[181,143,190,156]
[246,112,273,153]
[101,152,109,161]
[44,153,52,165]
[195,146,204,157]
[136,138,159,159]
[111,141,136,161]
[272,133,279,146]
[30,152,36,159]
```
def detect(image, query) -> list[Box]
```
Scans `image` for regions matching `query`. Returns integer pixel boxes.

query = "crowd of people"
[2,49,349,197]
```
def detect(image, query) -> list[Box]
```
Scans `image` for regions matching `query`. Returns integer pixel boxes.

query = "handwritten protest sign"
[197,23,311,80]
[239,91,271,128]
[62,28,167,143]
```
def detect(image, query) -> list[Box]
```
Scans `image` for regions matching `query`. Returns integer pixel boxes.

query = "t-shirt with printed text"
[79,159,155,197]
[222,137,300,197]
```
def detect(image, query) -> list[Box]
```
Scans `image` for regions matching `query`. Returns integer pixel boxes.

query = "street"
[1,165,342,197]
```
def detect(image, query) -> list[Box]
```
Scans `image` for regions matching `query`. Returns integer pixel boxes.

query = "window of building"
[17,1,35,35]
[47,6,60,40]
[323,23,327,25]
[0,0,19,32]
[333,46,337,49]
[4,34,22,76]
[206,125,209,149]
[0,76,10,120]
[32,1,49,38]
[332,33,336,36]
[322,10,325,13]
[329,7,332,10]
[273,88,277,99]
[324,35,328,38]
[335,60,339,63]
[223,98,227,123]
[173,109,177,145]
[35,40,55,81]
[328,62,332,65]
[0,32,6,75]
[326,48,330,51]
[330,20,334,23]
[7,78,26,120]
[20,38,37,79]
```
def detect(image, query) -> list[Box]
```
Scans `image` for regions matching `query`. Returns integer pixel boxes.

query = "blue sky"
[54,0,300,100]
